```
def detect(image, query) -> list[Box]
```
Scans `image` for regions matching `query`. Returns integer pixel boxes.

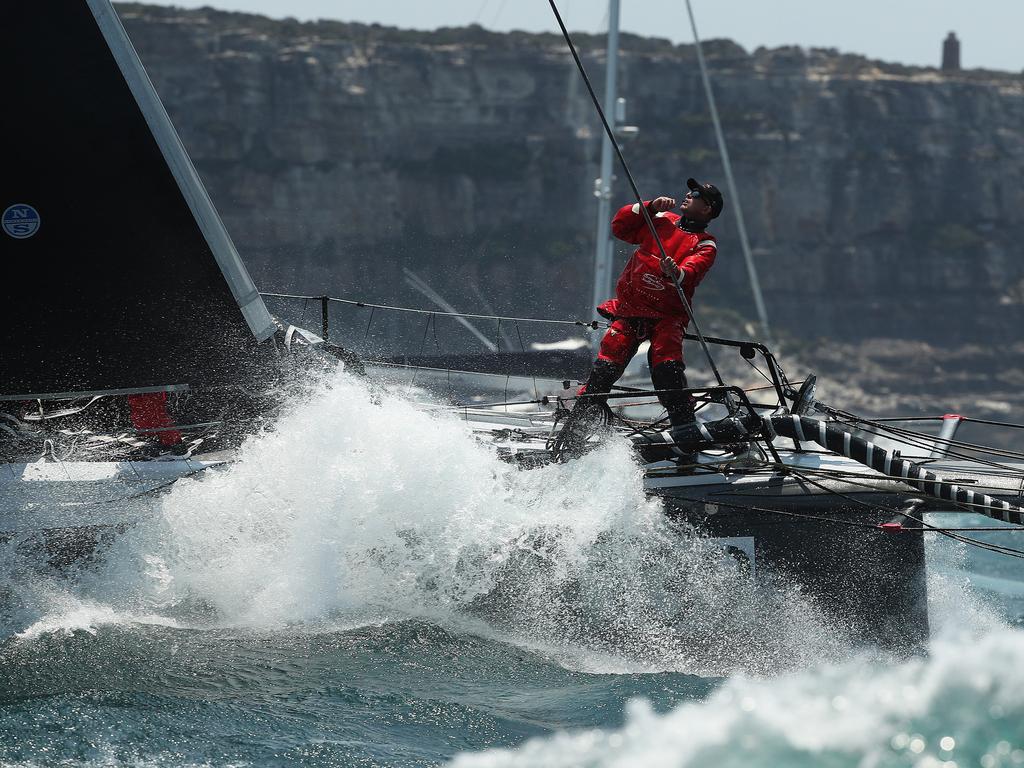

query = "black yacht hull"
[661,490,929,652]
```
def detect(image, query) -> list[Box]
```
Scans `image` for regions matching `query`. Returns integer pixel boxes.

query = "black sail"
[0,0,276,400]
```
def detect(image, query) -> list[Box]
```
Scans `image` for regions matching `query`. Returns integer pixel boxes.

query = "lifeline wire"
[546,0,726,388]
[261,292,601,329]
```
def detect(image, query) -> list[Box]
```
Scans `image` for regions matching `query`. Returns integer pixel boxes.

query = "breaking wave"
[3,366,848,674]
[449,626,1024,768]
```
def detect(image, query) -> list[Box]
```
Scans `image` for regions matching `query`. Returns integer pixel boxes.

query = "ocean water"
[2,368,1022,767]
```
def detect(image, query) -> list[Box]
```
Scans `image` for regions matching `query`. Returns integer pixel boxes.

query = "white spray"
[3,367,897,674]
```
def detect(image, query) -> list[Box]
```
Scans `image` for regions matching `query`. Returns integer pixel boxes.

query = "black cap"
[686,178,724,219]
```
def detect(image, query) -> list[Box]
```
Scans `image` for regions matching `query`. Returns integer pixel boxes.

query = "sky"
[139,0,1024,72]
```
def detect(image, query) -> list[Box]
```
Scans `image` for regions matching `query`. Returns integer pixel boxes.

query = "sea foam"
[138,367,847,673]
[449,626,1024,768]
[4,366,848,674]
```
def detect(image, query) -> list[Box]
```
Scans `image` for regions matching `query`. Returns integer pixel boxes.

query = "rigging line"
[901,526,1024,532]
[855,416,1024,431]
[545,0,725,387]
[450,397,550,409]
[787,454,1024,485]
[364,359,567,385]
[473,0,493,24]
[260,292,602,328]
[720,468,1024,561]
[962,416,1024,431]
[711,468,1019,507]
[821,406,1022,461]
[783,466,893,516]
[85,463,221,506]
[363,306,376,340]
[513,320,541,402]
[125,451,145,483]
[410,313,435,386]
[845,411,1024,460]
[851,454,1019,483]
[771,463,1020,498]
[941,531,1024,559]
[431,312,444,356]
[490,0,509,27]
[770,466,1024,559]
[669,494,884,531]
[746,461,990,501]
[829,415,941,453]
[620,413,672,440]
[682,0,771,345]
[876,423,1024,464]
[743,356,775,386]
[832,416,1024,473]
[871,416,946,422]
[428,312,452,394]
[612,396,718,411]
[895,508,1024,560]
[827,412,1024,472]
[784,463,1024,517]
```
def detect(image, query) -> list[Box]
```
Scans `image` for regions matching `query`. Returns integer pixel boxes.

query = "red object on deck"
[127,391,182,446]
[878,522,904,533]
[942,413,964,420]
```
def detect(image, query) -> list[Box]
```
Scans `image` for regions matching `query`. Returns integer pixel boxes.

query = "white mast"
[589,0,621,340]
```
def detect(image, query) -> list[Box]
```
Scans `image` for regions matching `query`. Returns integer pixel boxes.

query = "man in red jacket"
[577,178,724,449]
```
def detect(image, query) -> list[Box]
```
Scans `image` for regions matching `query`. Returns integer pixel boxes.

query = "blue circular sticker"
[2,203,41,239]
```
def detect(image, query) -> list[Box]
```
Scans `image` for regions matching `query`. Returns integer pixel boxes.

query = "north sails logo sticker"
[2,204,41,239]
[640,273,666,290]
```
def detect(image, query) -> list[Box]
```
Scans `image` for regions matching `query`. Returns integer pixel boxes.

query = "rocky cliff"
[115,4,1024,352]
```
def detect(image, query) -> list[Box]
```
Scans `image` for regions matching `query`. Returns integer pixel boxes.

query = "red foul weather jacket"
[597,202,717,326]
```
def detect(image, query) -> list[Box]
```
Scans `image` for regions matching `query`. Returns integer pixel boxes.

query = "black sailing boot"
[652,361,699,468]
[552,360,622,461]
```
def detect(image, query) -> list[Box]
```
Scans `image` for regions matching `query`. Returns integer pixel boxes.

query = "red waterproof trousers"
[596,316,684,369]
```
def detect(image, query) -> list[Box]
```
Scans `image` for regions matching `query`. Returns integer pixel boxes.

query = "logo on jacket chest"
[640,273,666,291]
